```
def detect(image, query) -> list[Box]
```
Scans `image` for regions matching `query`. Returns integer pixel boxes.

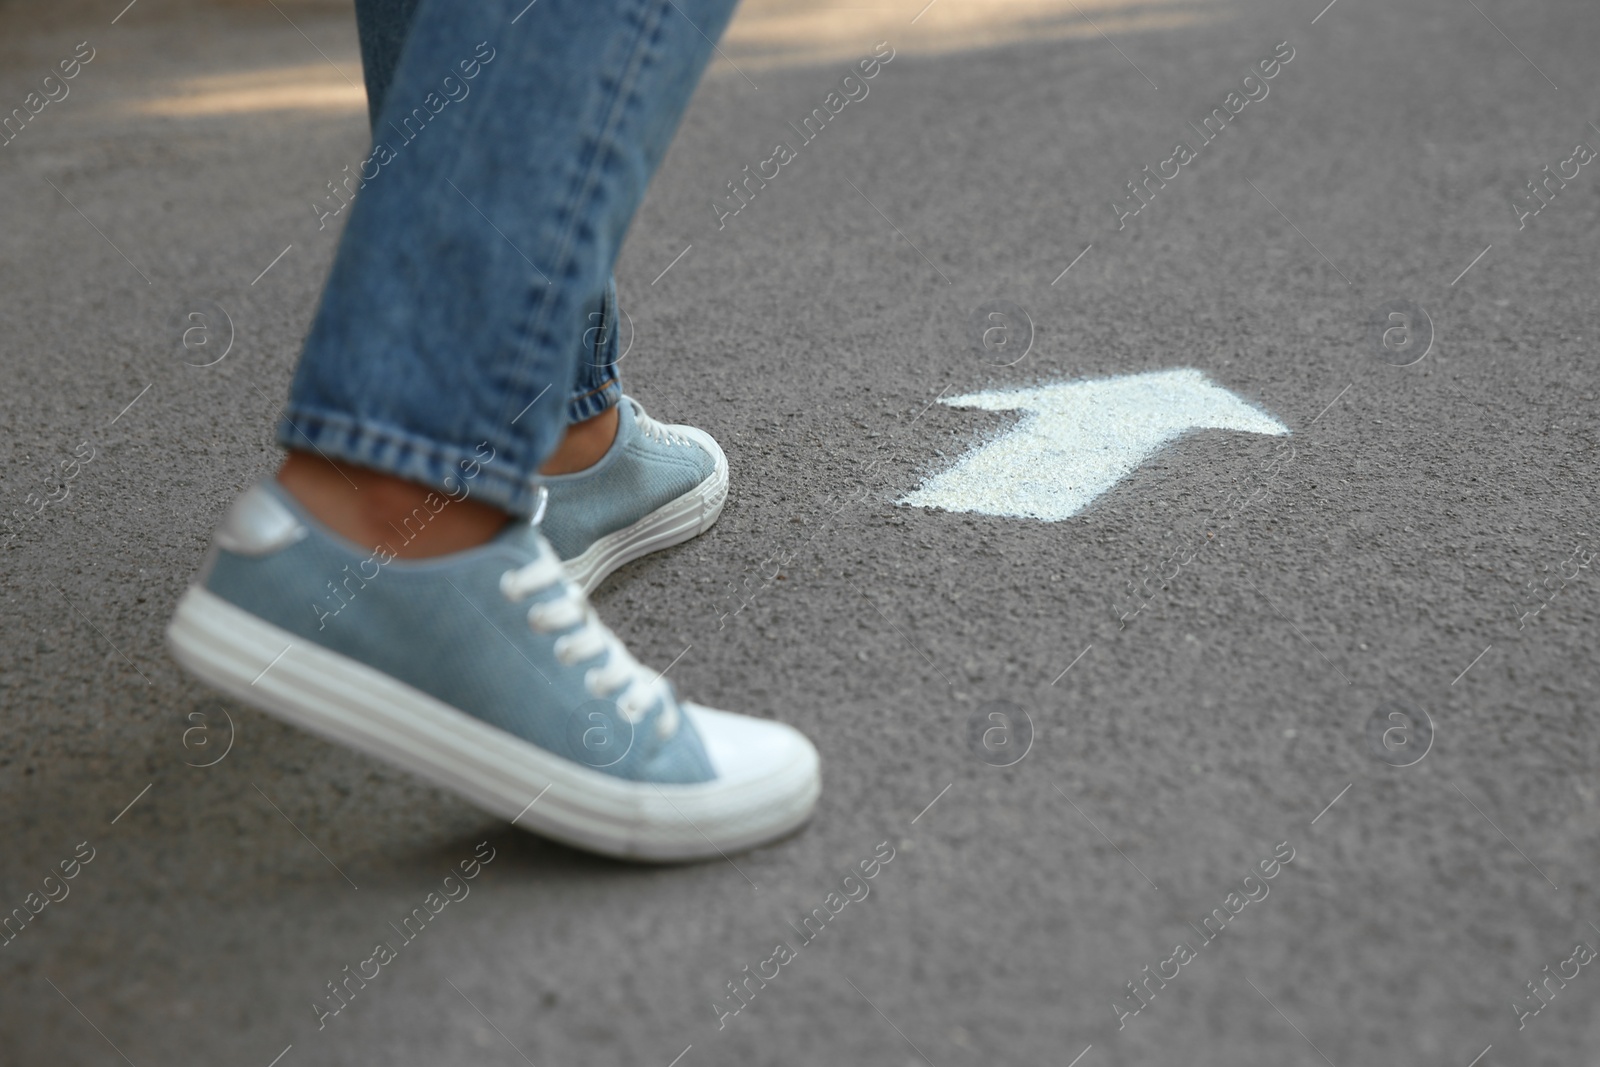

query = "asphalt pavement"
[2,0,1598,1064]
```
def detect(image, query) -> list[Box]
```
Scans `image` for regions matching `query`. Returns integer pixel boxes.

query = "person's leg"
[540,276,623,474]
[169,0,820,859]
[352,0,423,129]
[299,0,718,572]
[353,0,627,482]
[282,0,734,523]
[537,274,619,477]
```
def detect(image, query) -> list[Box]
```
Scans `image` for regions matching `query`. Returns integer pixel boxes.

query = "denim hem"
[276,406,545,518]
[567,376,621,424]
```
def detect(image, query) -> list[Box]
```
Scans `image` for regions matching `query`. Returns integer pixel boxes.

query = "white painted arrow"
[900,368,1289,521]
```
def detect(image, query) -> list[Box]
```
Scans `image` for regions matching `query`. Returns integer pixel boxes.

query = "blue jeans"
[277,0,738,517]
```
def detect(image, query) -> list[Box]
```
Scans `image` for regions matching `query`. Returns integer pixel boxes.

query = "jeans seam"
[494,0,667,433]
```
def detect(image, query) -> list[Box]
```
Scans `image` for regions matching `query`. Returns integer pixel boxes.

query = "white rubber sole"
[561,426,729,595]
[166,585,818,862]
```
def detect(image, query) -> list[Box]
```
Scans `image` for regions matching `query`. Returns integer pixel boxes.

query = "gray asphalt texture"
[3,0,1599,1064]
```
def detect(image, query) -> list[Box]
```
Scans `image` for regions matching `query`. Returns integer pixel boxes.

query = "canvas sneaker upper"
[197,479,716,783]
[539,396,724,565]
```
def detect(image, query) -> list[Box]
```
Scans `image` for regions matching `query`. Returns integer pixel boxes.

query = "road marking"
[901,369,1288,521]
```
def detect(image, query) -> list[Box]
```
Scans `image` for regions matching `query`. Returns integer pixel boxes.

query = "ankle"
[539,405,619,475]
[276,451,512,559]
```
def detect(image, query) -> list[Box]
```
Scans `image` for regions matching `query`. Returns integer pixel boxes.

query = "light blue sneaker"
[166,479,818,861]
[540,397,728,593]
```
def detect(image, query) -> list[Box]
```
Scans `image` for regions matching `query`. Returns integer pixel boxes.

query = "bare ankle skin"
[539,405,618,475]
[276,452,512,559]
[276,405,616,557]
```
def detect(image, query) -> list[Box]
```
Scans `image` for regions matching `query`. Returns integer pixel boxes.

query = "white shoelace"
[499,553,678,738]
[632,400,692,447]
